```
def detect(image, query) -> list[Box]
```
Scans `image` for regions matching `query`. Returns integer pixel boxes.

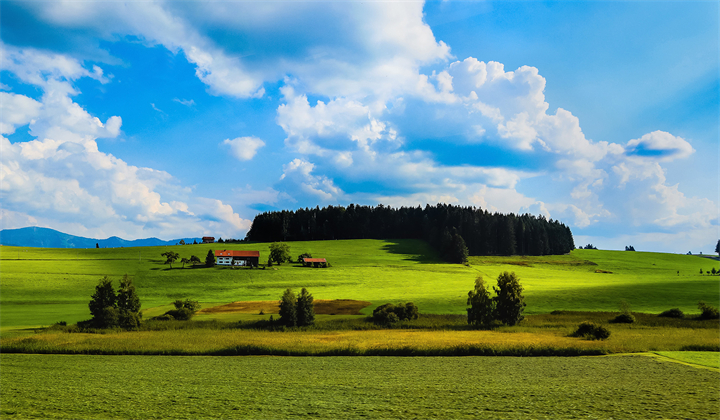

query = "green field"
[1,353,717,419]
[1,240,718,332]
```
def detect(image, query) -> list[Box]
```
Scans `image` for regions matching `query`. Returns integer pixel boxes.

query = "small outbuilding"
[302,257,328,268]
[202,236,215,244]
[216,250,260,267]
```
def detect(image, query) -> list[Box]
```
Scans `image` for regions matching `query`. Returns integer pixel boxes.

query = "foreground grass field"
[1,240,718,332]
[2,354,718,419]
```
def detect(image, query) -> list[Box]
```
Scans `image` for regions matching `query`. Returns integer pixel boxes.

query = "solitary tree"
[190,255,202,266]
[96,243,99,249]
[180,257,190,268]
[493,271,526,326]
[162,251,179,269]
[467,276,495,328]
[205,250,215,267]
[269,242,292,264]
[296,287,316,327]
[278,288,297,327]
[716,239,720,256]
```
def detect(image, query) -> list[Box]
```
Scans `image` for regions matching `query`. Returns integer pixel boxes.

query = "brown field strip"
[197,299,372,315]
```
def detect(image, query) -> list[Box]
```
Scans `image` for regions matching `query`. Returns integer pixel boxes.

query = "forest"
[246,204,575,258]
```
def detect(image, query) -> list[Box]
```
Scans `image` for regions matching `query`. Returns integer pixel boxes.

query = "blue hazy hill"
[0,227,202,248]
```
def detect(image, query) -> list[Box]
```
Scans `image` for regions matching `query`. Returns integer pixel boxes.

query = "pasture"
[1,353,718,419]
[0,240,718,332]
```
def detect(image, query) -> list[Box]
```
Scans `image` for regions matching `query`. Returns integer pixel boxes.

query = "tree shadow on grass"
[381,239,444,264]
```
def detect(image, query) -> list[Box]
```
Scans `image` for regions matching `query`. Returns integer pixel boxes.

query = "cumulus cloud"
[624,131,694,161]
[222,136,265,161]
[279,159,344,202]
[0,45,251,239]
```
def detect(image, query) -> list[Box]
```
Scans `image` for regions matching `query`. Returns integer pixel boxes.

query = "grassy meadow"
[1,240,718,332]
[2,353,718,419]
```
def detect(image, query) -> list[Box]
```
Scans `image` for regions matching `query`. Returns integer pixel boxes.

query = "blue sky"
[1,0,718,253]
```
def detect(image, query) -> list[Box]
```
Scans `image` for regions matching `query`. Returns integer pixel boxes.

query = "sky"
[1,0,718,253]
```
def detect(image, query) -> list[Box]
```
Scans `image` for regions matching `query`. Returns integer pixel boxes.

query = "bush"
[658,308,684,318]
[155,314,174,321]
[571,321,610,340]
[698,301,720,320]
[173,299,201,312]
[165,308,194,321]
[610,313,636,324]
[118,310,142,329]
[372,302,419,325]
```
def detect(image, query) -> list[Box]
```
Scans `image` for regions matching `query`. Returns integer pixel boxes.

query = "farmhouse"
[302,257,328,268]
[202,236,215,243]
[216,250,260,267]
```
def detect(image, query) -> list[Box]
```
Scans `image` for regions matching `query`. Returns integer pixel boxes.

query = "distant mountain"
[0,227,202,248]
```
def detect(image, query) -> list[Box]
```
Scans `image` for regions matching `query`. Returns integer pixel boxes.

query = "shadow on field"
[381,240,442,264]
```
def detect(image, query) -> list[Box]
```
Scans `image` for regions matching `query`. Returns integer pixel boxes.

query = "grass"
[1,241,718,333]
[2,353,718,419]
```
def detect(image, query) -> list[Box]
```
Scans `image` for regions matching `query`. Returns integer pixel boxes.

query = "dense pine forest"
[246,204,575,260]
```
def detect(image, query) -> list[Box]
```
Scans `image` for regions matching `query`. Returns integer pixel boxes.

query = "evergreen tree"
[278,288,297,327]
[716,239,720,256]
[493,271,526,326]
[89,276,117,328]
[205,250,215,267]
[467,276,495,328]
[117,274,141,313]
[296,287,315,327]
[447,230,469,264]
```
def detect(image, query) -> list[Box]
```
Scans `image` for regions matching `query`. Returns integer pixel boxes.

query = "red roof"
[215,250,260,257]
[303,258,327,263]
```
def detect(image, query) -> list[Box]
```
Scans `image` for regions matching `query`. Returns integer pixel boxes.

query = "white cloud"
[0,46,252,240]
[222,136,265,161]
[624,130,694,161]
[279,159,344,202]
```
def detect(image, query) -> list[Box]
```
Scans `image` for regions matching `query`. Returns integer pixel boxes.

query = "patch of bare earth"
[197,299,371,315]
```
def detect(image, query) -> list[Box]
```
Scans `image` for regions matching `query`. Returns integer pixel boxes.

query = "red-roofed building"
[202,236,215,243]
[216,250,260,267]
[302,257,328,268]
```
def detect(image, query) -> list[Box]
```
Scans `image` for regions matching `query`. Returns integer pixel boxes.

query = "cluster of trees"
[158,299,201,321]
[466,272,526,328]
[625,245,636,251]
[372,302,419,325]
[246,204,575,261]
[278,288,315,327]
[162,251,214,268]
[578,244,597,250]
[87,275,141,329]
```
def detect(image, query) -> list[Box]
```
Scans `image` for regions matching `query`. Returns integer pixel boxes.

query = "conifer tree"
[205,249,215,267]
[467,276,495,328]
[278,288,297,327]
[296,287,315,327]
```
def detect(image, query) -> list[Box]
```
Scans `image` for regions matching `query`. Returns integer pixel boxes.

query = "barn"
[215,250,260,267]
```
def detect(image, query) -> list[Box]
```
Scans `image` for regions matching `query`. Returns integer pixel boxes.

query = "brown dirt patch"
[197,299,371,316]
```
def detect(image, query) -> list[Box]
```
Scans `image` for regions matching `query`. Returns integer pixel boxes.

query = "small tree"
[467,276,495,328]
[296,287,315,327]
[96,243,99,249]
[180,257,190,268]
[190,255,202,266]
[716,239,720,256]
[205,250,215,267]
[447,231,469,264]
[493,271,526,326]
[117,274,141,313]
[298,252,312,264]
[278,288,297,327]
[269,242,292,264]
[89,276,117,328]
[162,251,179,269]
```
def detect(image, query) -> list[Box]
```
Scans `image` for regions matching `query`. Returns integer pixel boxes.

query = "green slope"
[1,240,718,330]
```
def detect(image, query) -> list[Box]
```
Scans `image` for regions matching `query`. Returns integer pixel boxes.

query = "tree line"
[246,203,575,259]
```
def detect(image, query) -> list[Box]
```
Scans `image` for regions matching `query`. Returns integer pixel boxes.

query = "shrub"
[372,302,419,325]
[697,301,720,320]
[610,313,635,323]
[155,314,174,321]
[118,310,142,329]
[174,299,201,312]
[165,308,194,321]
[658,308,684,318]
[571,321,610,340]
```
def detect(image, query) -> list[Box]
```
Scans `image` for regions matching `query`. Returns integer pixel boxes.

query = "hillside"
[0,240,718,331]
[0,226,200,248]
